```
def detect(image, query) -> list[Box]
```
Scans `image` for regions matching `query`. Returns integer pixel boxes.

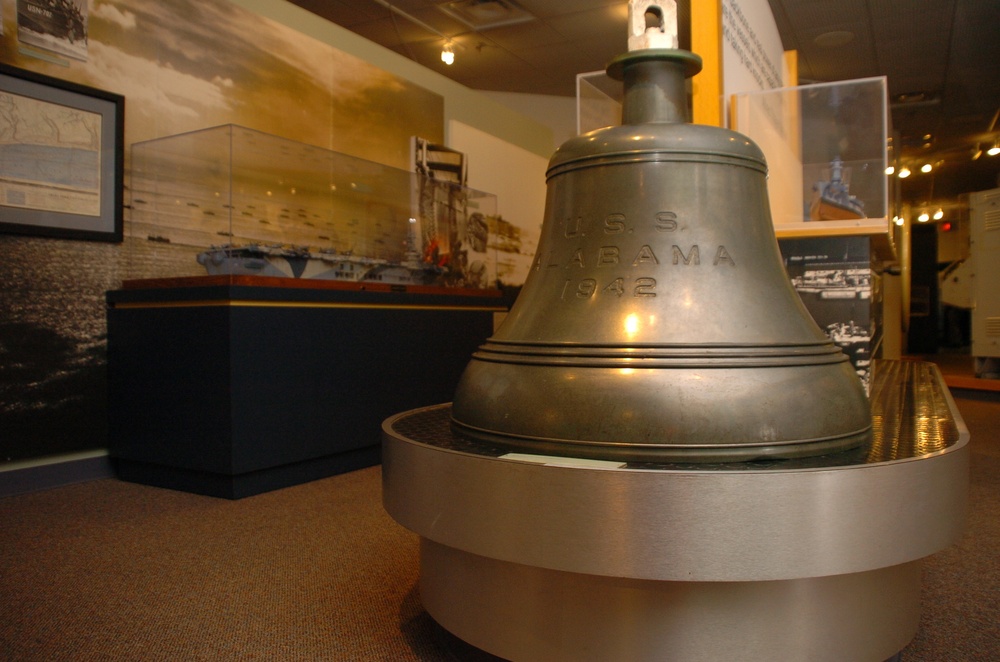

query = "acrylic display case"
[128,124,498,290]
[577,70,622,135]
[731,77,891,240]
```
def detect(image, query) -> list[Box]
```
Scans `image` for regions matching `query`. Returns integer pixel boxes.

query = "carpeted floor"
[1,383,998,660]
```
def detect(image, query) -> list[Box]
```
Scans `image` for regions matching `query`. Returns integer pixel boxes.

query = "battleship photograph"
[781,236,874,387]
[16,0,88,61]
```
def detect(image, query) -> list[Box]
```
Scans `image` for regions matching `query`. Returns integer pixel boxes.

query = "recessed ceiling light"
[814,31,854,48]
[441,42,455,65]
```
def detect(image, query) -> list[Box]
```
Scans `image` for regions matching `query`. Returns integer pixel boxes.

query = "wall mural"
[3,0,443,167]
[0,0,444,463]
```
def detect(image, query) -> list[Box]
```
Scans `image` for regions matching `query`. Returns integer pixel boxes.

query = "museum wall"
[0,0,552,466]
[482,91,578,149]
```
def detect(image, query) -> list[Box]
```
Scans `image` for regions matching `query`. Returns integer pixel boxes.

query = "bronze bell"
[451,25,872,462]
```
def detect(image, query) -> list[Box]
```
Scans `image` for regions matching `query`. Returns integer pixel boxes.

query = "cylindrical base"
[386,362,968,662]
[421,538,921,662]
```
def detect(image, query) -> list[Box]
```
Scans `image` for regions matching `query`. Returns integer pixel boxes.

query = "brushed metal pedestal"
[382,361,968,661]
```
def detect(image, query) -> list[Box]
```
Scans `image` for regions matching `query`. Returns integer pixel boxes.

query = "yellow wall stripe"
[110,300,506,313]
[691,0,724,127]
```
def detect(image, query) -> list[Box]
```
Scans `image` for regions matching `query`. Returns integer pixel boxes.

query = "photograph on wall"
[0,89,101,217]
[779,236,873,389]
[1,64,123,242]
[411,137,498,290]
[16,0,88,61]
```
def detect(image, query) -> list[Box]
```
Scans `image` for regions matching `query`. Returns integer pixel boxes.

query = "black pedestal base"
[114,445,380,499]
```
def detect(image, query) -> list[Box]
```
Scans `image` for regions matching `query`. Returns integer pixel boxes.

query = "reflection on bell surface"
[450,18,872,462]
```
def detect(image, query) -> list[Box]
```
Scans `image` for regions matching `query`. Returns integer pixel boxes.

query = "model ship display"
[128,126,506,289]
[196,224,444,286]
[809,157,866,220]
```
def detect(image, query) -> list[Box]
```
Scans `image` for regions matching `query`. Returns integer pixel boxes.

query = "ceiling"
[289,0,1000,207]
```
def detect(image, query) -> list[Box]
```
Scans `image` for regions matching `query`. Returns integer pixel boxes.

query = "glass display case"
[128,124,498,289]
[577,70,622,135]
[731,77,890,239]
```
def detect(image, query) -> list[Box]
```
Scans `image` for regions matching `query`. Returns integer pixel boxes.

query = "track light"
[988,141,1000,157]
[441,42,455,65]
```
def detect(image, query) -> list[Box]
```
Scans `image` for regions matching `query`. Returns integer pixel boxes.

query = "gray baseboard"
[0,451,114,498]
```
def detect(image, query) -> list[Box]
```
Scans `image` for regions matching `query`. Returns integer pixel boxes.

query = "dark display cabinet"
[107,275,503,498]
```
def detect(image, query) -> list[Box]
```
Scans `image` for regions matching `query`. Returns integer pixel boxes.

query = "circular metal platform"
[382,361,968,661]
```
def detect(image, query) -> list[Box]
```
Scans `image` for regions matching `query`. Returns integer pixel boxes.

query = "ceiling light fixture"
[918,212,930,223]
[370,0,459,67]
[893,216,904,226]
[813,30,854,48]
[898,166,911,178]
[885,165,895,176]
[920,163,932,173]
[985,108,1000,155]
[933,208,944,220]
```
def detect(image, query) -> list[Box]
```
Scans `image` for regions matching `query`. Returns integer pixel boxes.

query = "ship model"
[196,221,444,286]
[809,157,866,220]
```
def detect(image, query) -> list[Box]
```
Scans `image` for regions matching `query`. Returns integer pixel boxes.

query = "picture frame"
[0,63,124,242]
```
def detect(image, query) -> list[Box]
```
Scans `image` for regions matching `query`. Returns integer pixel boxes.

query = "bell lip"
[449,418,873,464]
[477,339,840,351]
[606,48,703,81]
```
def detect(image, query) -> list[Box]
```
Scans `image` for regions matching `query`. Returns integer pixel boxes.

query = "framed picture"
[0,63,124,242]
